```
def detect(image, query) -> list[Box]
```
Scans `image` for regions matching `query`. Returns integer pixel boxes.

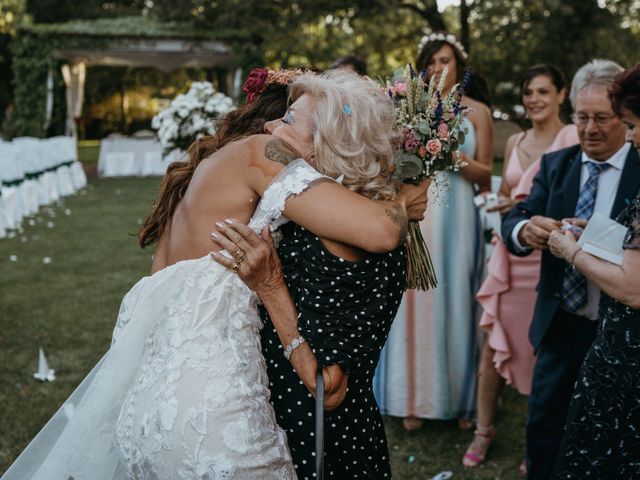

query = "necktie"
[562,161,612,312]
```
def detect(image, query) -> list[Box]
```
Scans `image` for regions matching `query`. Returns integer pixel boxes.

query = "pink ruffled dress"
[477,125,579,394]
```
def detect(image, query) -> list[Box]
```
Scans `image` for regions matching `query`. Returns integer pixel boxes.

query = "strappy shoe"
[518,458,527,476]
[462,425,496,467]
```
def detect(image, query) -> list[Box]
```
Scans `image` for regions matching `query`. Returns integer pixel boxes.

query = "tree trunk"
[460,0,471,53]
[398,1,447,32]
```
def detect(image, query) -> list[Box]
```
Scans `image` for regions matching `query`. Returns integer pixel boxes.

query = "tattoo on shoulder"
[264,138,302,166]
[385,202,408,243]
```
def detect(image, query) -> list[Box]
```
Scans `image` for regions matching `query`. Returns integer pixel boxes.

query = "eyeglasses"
[571,113,618,127]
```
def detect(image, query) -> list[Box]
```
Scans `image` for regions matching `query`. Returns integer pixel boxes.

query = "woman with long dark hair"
[2,69,427,480]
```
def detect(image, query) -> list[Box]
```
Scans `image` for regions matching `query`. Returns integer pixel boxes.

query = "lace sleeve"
[248,158,332,234]
[622,195,640,250]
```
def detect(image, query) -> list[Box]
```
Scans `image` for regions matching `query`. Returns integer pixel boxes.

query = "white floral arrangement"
[151,81,235,153]
[418,32,468,60]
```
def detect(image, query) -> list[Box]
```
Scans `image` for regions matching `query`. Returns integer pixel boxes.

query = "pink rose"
[426,139,442,155]
[436,123,449,139]
[418,146,427,158]
[394,81,407,94]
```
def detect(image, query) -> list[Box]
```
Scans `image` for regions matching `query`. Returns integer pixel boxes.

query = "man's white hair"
[570,59,624,108]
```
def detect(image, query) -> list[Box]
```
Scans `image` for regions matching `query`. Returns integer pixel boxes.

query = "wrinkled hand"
[486,196,518,215]
[398,179,430,221]
[210,219,285,297]
[548,229,580,262]
[322,364,348,410]
[519,215,562,250]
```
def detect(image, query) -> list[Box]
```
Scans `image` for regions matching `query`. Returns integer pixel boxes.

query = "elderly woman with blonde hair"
[209,70,419,479]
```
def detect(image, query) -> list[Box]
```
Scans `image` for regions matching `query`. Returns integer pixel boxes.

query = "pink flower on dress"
[436,123,449,140]
[426,139,442,155]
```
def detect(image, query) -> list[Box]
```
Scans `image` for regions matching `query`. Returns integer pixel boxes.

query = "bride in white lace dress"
[2,71,423,480]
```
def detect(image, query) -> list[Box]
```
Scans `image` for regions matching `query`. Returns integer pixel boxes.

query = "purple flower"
[403,128,421,151]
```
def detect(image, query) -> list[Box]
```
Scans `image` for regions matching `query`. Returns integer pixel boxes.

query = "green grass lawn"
[0,163,527,478]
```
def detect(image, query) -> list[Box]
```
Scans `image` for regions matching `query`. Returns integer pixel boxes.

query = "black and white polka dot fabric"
[260,224,406,479]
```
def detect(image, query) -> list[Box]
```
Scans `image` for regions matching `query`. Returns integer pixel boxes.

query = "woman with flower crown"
[2,69,427,480]
[374,32,494,431]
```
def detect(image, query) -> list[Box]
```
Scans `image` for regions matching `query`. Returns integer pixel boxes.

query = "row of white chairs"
[0,136,87,239]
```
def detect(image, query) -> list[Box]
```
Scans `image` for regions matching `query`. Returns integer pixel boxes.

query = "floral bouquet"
[151,81,235,153]
[385,64,470,290]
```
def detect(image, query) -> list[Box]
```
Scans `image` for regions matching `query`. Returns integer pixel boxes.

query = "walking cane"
[315,370,325,480]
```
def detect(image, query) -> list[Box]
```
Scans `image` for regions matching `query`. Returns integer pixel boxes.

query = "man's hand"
[486,195,519,215]
[398,179,430,221]
[519,215,562,250]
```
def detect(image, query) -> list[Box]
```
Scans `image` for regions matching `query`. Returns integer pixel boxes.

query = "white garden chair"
[13,137,52,208]
[45,136,76,196]
[0,141,26,229]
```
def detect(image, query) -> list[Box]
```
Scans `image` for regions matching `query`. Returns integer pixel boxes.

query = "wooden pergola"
[16,16,249,136]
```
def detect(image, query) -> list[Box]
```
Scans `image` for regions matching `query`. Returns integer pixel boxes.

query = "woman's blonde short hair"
[289,70,399,200]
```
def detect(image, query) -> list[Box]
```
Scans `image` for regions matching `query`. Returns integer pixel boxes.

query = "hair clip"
[343,105,352,117]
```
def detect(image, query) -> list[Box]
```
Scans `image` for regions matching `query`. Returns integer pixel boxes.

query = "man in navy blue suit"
[502,59,640,479]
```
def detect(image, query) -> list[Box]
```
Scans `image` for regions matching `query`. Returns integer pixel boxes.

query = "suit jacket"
[502,144,640,351]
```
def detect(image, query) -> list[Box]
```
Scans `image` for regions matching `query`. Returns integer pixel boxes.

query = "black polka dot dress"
[260,224,406,479]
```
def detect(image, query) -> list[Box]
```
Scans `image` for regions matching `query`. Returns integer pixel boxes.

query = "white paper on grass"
[33,347,56,382]
[577,212,628,265]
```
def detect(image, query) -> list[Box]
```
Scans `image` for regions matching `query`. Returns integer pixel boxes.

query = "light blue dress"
[374,118,483,420]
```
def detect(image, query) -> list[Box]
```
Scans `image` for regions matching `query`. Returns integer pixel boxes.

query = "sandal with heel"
[462,425,496,467]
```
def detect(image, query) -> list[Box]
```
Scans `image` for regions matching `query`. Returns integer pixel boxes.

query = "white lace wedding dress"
[2,159,325,480]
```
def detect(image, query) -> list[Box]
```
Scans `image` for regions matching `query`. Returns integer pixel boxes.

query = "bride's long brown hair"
[138,85,289,248]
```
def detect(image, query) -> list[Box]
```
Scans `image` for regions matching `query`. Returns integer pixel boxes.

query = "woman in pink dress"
[463,65,579,470]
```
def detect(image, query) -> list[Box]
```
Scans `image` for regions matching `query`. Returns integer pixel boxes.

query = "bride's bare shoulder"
[239,134,302,165]
[229,134,304,194]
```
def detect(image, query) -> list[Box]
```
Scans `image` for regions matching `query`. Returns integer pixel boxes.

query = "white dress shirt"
[511,142,631,319]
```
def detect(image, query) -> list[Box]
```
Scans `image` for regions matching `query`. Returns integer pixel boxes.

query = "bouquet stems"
[405,221,438,290]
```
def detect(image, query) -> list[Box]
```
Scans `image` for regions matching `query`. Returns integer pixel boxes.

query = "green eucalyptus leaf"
[397,152,424,180]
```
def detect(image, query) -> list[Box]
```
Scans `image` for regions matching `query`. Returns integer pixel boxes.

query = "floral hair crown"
[242,67,307,103]
[418,32,468,60]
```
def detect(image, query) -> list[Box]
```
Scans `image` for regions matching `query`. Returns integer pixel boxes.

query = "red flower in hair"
[242,68,269,103]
